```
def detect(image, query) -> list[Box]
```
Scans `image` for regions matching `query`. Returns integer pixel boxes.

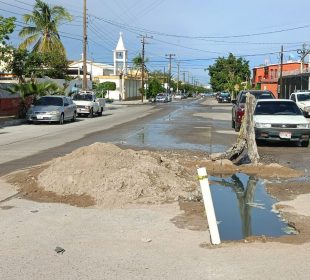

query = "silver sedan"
[26,96,77,124]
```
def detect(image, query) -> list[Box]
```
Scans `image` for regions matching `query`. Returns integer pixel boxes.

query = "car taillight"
[237,107,245,113]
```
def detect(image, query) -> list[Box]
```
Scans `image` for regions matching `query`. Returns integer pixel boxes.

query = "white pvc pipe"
[197,167,221,245]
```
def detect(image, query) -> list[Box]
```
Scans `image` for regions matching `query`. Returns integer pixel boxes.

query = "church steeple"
[114,32,128,75]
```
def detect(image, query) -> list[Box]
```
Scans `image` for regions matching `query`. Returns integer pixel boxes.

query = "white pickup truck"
[72,91,105,117]
[289,91,310,117]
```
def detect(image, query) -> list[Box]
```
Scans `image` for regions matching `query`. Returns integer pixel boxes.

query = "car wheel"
[301,140,309,147]
[234,125,240,132]
[97,108,103,116]
[71,111,76,122]
[232,119,235,128]
[256,139,265,146]
[59,113,64,125]
[88,108,94,118]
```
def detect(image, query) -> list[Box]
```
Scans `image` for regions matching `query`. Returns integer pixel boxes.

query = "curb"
[0,119,26,128]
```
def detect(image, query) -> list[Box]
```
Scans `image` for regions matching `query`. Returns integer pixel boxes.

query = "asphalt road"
[1,97,310,176]
[0,97,238,176]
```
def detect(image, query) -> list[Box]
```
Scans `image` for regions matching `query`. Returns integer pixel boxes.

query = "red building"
[252,62,308,98]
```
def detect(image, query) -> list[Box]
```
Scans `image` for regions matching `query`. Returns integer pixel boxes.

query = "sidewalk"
[110,99,151,106]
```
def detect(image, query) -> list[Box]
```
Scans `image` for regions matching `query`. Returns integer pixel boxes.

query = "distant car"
[26,95,77,124]
[290,91,310,117]
[232,90,275,132]
[254,99,310,147]
[174,93,184,99]
[202,92,214,97]
[156,93,168,103]
[166,93,172,102]
[217,92,231,103]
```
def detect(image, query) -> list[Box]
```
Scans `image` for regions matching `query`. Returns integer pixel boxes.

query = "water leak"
[209,173,296,240]
[118,114,225,153]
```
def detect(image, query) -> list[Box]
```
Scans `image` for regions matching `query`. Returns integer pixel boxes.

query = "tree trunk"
[211,92,259,164]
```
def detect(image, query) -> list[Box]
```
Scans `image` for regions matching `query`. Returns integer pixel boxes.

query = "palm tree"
[19,0,72,54]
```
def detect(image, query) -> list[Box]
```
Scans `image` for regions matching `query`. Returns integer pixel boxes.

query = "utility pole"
[139,35,152,102]
[279,45,283,98]
[163,66,167,93]
[82,0,87,90]
[297,43,310,91]
[165,53,175,93]
[176,62,180,94]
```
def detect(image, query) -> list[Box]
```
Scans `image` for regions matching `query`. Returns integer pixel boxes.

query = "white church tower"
[113,32,128,75]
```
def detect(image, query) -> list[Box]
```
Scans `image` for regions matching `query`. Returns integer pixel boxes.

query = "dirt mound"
[37,143,199,208]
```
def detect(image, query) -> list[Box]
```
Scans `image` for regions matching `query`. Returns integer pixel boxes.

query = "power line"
[88,15,310,39]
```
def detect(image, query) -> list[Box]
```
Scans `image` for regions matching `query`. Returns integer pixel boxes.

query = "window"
[290,94,296,102]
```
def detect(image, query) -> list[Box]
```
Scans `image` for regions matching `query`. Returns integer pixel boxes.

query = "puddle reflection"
[210,173,296,240]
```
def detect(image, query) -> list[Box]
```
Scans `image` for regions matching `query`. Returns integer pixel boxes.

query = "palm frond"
[19,34,40,49]
[18,26,39,38]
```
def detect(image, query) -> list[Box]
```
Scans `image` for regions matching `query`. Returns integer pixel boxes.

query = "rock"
[55,246,65,254]
[210,153,222,161]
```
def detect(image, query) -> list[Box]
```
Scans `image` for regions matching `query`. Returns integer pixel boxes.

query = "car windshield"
[240,92,274,103]
[254,101,303,116]
[297,93,310,102]
[72,94,93,101]
[157,94,165,97]
[220,93,230,97]
[34,97,63,106]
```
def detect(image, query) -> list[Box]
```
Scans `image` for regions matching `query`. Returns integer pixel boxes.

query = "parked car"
[166,93,172,102]
[174,93,184,99]
[26,95,77,124]
[217,92,231,103]
[72,91,105,117]
[253,99,310,147]
[289,91,310,117]
[232,90,275,132]
[155,93,168,103]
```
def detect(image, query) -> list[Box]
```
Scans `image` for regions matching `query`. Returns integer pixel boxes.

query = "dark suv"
[217,92,231,103]
[231,90,275,132]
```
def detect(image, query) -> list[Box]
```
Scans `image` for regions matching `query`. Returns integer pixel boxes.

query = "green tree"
[0,16,16,65]
[94,83,107,98]
[19,0,72,54]
[0,16,15,45]
[39,50,68,78]
[208,53,250,94]
[147,76,164,98]
[6,48,68,82]
[97,82,116,99]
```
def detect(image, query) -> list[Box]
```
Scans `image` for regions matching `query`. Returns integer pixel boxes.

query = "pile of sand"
[38,143,199,208]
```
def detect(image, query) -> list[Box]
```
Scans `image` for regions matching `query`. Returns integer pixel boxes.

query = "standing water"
[209,173,296,240]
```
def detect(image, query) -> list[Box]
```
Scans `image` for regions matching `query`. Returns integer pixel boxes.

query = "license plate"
[36,115,44,120]
[279,132,291,139]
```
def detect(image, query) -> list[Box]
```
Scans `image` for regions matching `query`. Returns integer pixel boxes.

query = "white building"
[68,33,142,100]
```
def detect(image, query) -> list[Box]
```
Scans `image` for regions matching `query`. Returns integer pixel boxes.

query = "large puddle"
[117,112,226,153]
[209,173,296,240]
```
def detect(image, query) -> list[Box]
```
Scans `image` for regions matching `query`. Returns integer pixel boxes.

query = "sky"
[1,0,310,85]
